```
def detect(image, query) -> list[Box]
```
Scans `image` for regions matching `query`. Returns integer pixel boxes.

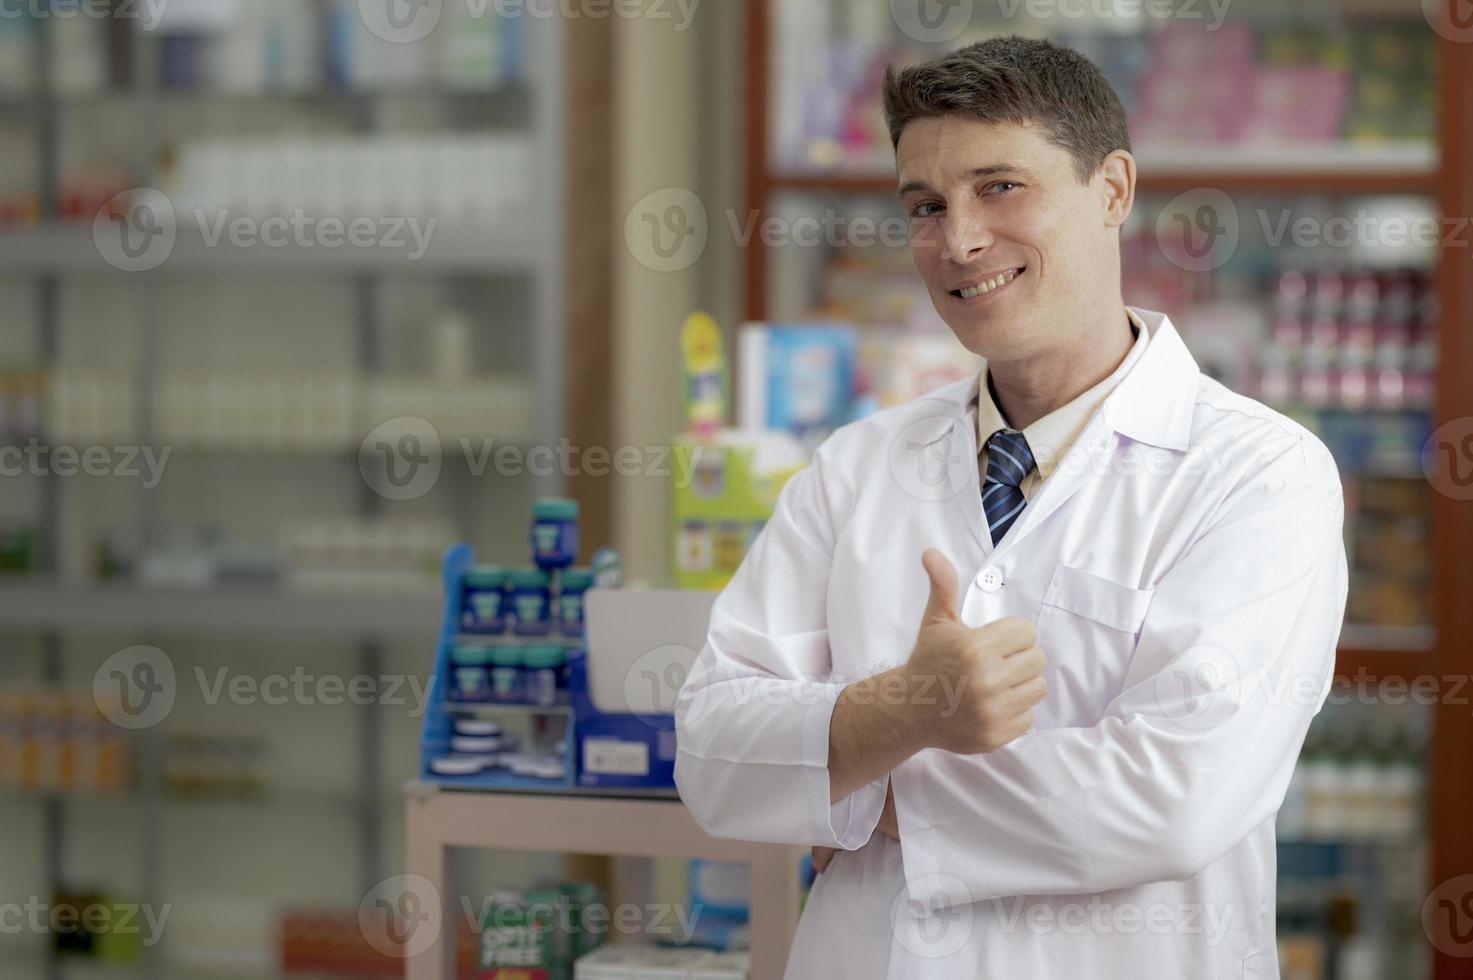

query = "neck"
[990,305,1135,430]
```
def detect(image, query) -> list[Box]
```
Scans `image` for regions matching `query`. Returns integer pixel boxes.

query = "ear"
[1097,149,1135,230]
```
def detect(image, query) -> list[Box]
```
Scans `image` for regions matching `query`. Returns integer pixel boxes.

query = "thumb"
[920,549,960,625]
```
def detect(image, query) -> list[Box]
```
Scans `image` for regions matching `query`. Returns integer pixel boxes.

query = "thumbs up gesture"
[905,549,1047,755]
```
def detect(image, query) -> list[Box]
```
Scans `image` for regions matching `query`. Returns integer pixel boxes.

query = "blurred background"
[0,0,1469,978]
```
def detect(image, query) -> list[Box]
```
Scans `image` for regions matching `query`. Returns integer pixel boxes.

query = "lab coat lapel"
[985,308,1198,559]
[899,372,994,559]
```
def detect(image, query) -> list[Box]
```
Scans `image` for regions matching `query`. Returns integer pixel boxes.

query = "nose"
[939,200,992,262]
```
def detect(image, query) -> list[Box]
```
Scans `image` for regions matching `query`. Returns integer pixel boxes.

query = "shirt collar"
[973,309,1149,478]
[911,307,1199,456]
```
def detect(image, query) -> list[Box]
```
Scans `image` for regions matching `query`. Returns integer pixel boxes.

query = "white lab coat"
[673,308,1348,980]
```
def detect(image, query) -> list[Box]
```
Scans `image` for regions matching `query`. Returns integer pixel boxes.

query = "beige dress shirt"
[975,308,1149,499]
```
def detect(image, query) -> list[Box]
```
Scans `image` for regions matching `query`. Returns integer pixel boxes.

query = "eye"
[987,181,1021,195]
[907,200,943,219]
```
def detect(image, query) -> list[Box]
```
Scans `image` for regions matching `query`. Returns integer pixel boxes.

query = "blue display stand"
[418,543,579,791]
[419,545,694,795]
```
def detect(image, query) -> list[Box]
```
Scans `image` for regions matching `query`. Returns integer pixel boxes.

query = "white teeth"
[957,269,1019,299]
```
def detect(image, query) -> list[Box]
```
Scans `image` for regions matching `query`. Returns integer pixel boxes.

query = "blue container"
[530,497,580,570]
[448,645,491,703]
[488,644,524,704]
[460,566,508,633]
[507,568,552,636]
[522,644,567,707]
[557,568,594,637]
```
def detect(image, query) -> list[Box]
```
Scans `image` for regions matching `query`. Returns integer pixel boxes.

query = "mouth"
[949,266,1025,301]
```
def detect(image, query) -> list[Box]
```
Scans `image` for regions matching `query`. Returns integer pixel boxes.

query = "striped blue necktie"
[983,429,1035,545]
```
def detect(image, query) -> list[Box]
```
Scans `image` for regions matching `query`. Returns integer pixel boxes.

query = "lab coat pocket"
[1040,564,1153,633]
[1034,565,1154,726]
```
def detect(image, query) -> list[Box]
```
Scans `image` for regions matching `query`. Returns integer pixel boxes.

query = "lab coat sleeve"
[673,444,890,848]
[891,434,1348,907]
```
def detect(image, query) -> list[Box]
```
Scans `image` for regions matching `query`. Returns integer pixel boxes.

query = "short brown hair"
[882,36,1131,184]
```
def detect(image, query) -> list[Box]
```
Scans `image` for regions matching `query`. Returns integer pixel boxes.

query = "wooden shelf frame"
[404,786,804,980]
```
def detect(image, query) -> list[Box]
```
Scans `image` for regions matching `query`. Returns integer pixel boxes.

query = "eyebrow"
[896,164,1036,198]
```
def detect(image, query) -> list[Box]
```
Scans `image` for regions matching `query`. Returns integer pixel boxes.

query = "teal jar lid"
[559,568,594,590]
[450,645,490,666]
[522,645,567,669]
[462,565,507,588]
[507,567,551,588]
[489,644,524,667]
[532,497,580,521]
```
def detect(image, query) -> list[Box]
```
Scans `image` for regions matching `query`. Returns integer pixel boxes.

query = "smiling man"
[675,37,1347,978]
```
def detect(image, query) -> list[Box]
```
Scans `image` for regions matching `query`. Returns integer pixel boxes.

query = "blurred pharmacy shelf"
[0,581,440,640]
[1,4,570,980]
[766,141,1439,197]
[0,224,543,276]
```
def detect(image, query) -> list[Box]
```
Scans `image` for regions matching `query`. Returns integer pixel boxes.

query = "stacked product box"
[479,883,606,980]
[574,946,749,980]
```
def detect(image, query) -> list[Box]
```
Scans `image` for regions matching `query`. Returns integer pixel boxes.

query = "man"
[674,36,1346,979]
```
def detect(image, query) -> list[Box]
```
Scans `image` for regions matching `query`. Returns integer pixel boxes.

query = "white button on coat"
[978,567,1003,592]
[673,308,1348,979]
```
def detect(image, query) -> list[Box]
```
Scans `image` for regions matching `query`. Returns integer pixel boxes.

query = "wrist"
[881,664,934,755]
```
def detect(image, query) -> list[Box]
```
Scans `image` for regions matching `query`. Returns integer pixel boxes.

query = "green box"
[671,439,802,591]
[480,891,555,979]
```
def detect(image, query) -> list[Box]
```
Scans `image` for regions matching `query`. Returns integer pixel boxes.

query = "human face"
[896,115,1130,364]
